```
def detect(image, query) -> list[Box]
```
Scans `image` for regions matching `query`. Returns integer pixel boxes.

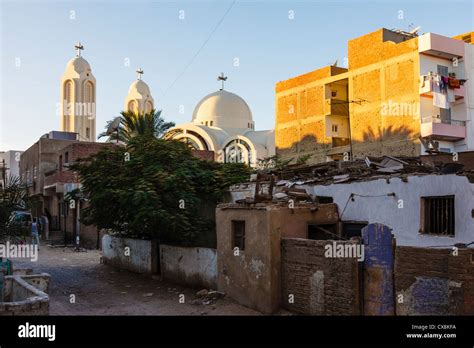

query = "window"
[421,196,455,236]
[437,65,448,77]
[331,124,338,133]
[210,121,213,126]
[331,91,337,98]
[86,127,90,139]
[84,81,94,103]
[316,196,333,204]
[232,220,245,251]
[65,151,69,164]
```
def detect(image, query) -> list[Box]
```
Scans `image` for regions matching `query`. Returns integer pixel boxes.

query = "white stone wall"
[302,174,474,247]
[160,245,217,289]
[102,235,158,274]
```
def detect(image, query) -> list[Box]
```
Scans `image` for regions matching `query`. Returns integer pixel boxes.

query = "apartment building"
[275,28,474,164]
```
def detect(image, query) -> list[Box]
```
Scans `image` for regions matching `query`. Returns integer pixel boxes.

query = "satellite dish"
[106,117,121,135]
[409,26,421,35]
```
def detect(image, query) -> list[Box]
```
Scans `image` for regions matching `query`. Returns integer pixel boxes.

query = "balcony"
[43,170,77,195]
[324,98,349,117]
[418,33,464,60]
[420,74,465,100]
[420,117,466,141]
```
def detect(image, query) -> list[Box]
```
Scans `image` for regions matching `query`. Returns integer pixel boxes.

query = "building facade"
[275,28,474,164]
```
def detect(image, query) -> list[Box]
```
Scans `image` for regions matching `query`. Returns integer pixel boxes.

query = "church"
[59,44,275,167]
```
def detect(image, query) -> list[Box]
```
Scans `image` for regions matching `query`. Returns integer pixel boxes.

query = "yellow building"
[276,28,474,164]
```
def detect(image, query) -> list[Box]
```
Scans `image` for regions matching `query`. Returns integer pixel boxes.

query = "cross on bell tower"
[217,72,227,90]
[75,42,84,57]
[136,67,144,80]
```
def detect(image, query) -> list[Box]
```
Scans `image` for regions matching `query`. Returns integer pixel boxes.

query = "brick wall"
[281,238,361,315]
[395,246,474,315]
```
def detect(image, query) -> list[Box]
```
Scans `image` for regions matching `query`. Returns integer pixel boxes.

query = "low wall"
[102,235,158,274]
[395,246,474,315]
[1,274,50,316]
[281,238,361,315]
[160,245,217,289]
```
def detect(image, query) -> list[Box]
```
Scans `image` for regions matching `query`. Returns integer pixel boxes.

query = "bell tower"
[60,42,96,141]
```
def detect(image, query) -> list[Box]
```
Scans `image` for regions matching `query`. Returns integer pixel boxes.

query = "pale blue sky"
[1,0,473,150]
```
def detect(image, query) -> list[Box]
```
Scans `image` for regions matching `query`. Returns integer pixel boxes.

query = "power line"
[160,0,237,98]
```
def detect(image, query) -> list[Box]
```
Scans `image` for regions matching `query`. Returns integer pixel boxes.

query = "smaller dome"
[66,57,91,74]
[128,80,151,97]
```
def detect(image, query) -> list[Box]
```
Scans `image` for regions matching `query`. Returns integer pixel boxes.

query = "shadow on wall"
[276,124,417,162]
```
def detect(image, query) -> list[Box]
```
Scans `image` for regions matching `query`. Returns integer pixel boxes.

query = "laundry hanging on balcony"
[432,75,449,109]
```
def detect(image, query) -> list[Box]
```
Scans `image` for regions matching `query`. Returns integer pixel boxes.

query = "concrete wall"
[281,238,361,315]
[160,245,217,289]
[102,235,158,274]
[395,246,474,315]
[299,174,474,247]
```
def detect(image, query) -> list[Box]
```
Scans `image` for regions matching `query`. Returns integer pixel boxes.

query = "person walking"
[31,217,40,250]
[41,213,49,240]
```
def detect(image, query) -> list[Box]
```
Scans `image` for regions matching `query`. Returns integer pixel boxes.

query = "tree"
[0,175,30,243]
[70,136,251,245]
[99,109,175,143]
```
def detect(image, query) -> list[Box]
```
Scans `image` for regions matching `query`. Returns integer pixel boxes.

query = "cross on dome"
[136,67,144,80]
[217,72,227,90]
[74,42,84,57]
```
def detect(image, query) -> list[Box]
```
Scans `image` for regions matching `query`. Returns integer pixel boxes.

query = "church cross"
[136,67,144,80]
[75,42,84,57]
[217,72,227,90]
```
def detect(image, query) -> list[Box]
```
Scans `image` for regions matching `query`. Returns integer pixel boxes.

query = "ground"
[14,243,260,315]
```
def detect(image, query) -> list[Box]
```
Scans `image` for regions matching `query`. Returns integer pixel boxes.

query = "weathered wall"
[1,275,50,316]
[216,203,339,314]
[160,245,217,289]
[299,174,474,247]
[281,238,361,315]
[216,206,279,314]
[395,246,474,315]
[102,235,158,274]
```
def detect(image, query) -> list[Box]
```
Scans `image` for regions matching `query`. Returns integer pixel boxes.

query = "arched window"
[223,139,252,164]
[84,81,94,103]
[145,101,153,113]
[64,81,73,103]
[128,100,137,113]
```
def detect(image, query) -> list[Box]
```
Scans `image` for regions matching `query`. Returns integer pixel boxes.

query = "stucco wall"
[300,174,474,247]
[160,245,217,289]
[102,235,158,274]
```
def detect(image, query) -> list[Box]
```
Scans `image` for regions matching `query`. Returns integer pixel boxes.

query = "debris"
[196,289,208,297]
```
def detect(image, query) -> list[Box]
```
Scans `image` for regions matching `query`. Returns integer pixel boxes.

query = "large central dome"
[192,90,254,130]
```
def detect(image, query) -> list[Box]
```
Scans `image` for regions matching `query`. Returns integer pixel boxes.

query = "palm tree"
[99,109,175,143]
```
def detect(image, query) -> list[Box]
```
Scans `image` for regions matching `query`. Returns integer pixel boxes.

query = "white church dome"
[192,90,254,130]
[128,79,152,97]
[66,57,91,74]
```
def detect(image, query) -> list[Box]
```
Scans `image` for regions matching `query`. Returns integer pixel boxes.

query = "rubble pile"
[234,155,474,205]
[192,289,225,306]
[271,155,473,186]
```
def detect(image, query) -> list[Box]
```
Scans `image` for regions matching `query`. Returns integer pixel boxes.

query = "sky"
[1,0,473,151]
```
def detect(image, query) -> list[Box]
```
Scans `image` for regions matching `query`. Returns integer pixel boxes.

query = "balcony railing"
[421,116,466,127]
